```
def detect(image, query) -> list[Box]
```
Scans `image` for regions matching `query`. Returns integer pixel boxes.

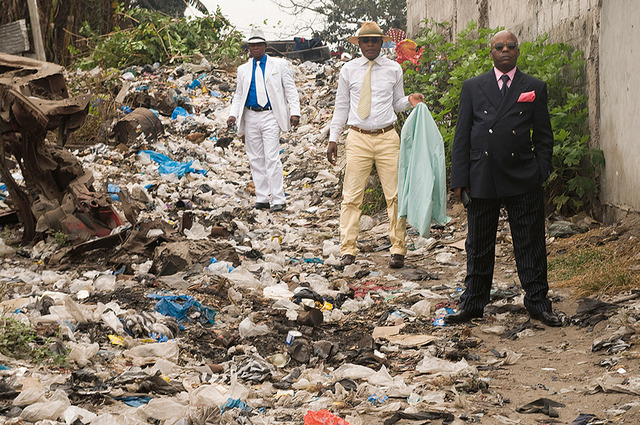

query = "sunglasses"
[493,42,517,50]
[360,37,382,44]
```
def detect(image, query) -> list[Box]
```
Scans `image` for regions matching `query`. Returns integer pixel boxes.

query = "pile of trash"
[1,54,640,425]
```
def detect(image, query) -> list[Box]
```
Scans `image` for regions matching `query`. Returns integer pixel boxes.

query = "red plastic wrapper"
[396,39,425,66]
[304,410,353,425]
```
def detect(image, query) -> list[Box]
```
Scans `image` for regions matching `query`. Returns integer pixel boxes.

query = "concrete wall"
[599,0,640,221]
[407,0,640,219]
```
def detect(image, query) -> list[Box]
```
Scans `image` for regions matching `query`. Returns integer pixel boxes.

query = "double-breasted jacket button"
[483,110,488,114]
[512,130,517,135]
[511,152,515,157]
[484,151,489,156]
[488,129,493,134]
[519,111,523,115]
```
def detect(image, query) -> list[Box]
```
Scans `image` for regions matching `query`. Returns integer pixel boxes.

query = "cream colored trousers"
[340,129,407,256]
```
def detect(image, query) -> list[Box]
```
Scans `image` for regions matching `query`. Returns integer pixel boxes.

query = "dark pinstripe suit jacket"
[450,69,554,199]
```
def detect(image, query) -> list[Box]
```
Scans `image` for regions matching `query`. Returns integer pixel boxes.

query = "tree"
[274,0,406,48]
[129,0,209,17]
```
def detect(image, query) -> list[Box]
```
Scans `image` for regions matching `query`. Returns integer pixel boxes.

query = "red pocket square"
[517,90,536,102]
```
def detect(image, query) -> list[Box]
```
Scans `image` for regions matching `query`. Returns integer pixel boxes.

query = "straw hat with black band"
[348,22,392,44]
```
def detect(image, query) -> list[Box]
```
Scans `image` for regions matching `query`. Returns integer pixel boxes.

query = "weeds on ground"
[64,68,121,147]
[0,317,68,367]
[361,167,387,216]
[49,230,73,248]
[549,245,639,296]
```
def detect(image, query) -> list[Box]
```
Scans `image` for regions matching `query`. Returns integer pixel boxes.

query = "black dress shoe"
[529,310,562,327]
[270,204,285,212]
[340,254,355,266]
[389,254,405,269]
[255,202,270,210]
[444,309,483,324]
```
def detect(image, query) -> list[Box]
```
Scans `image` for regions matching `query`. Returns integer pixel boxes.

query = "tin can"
[286,330,302,345]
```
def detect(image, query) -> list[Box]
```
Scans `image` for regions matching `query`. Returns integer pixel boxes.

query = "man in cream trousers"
[327,22,424,268]
[228,29,301,212]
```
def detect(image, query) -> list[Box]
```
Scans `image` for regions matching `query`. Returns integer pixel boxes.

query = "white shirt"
[329,55,411,142]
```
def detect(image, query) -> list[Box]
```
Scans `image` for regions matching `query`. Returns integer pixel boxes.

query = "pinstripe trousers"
[459,187,552,314]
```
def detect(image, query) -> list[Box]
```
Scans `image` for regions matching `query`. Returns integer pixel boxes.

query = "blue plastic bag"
[139,150,207,178]
[148,294,216,325]
[171,107,189,120]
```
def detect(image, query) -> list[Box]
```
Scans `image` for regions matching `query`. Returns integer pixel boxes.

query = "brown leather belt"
[350,124,395,135]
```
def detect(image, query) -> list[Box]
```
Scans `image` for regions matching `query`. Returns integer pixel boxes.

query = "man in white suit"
[227,29,301,212]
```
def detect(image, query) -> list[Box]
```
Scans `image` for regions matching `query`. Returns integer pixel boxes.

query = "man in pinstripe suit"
[446,30,561,327]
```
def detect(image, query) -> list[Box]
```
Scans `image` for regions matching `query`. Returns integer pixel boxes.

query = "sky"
[188,0,324,40]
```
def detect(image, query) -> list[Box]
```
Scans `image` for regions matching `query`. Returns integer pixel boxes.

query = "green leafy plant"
[0,318,68,366]
[402,21,603,215]
[75,7,244,70]
[49,230,72,247]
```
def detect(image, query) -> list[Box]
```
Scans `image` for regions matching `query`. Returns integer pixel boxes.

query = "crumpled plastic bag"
[0,238,14,256]
[20,389,70,422]
[68,341,100,367]
[304,409,352,425]
[415,354,477,376]
[238,316,270,338]
[149,294,216,325]
[139,150,207,178]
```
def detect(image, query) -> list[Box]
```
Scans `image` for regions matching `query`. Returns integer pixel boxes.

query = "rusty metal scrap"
[0,52,121,242]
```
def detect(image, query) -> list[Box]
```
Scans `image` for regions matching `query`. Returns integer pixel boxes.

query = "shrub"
[75,7,244,70]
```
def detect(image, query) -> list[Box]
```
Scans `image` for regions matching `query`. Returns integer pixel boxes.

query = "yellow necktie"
[357,60,375,119]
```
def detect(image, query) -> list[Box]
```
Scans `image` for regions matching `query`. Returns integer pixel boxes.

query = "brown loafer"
[389,254,404,269]
[340,254,355,266]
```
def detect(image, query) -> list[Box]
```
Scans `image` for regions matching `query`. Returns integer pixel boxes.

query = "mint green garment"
[398,103,449,237]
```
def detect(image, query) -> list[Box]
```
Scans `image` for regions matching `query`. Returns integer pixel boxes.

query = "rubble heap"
[1,54,640,425]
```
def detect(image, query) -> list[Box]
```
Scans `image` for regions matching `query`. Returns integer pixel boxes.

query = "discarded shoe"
[270,204,285,212]
[389,254,404,269]
[443,309,483,324]
[255,202,270,210]
[529,310,562,327]
[340,254,355,266]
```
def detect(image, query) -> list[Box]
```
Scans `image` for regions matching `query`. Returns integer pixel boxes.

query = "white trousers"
[243,109,285,205]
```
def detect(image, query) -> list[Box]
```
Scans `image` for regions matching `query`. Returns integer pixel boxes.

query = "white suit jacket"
[229,55,301,136]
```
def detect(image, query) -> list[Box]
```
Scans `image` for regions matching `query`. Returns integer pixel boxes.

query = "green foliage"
[319,0,406,48]
[0,318,68,366]
[76,7,243,70]
[49,230,73,247]
[131,0,210,17]
[403,21,603,215]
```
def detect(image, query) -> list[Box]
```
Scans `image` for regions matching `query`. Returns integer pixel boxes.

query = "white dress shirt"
[329,55,411,142]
